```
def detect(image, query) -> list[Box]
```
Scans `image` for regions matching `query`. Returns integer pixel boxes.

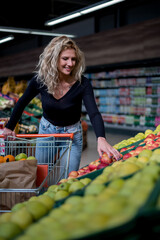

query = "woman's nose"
[67,59,73,66]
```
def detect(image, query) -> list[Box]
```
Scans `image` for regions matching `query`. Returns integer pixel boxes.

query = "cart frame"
[0,133,74,213]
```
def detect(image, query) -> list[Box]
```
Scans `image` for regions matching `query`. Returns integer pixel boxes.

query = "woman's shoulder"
[81,75,91,86]
[29,75,44,88]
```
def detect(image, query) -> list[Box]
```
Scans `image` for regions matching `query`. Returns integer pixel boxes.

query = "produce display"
[0,158,159,240]
[0,124,160,239]
[66,125,160,179]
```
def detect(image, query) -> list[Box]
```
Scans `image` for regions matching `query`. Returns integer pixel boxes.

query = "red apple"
[89,160,101,171]
[123,152,132,160]
[97,163,109,170]
[145,134,156,140]
[147,143,159,150]
[77,169,86,175]
[84,169,91,174]
[68,170,79,178]
[144,138,155,144]
[155,139,160,144]
[78,172,86,177]
[82,166,90,171]
[133,146,144,155]
[129,150,137,156]
[119,147,127,153]
[100,153,113,164]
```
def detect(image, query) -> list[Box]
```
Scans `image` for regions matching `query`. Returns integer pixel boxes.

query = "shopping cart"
[0,133,73,213]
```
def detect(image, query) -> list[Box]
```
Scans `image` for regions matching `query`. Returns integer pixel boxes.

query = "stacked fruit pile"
[0,157,159,240]
[67,125,160,179]
[1,126,160,239]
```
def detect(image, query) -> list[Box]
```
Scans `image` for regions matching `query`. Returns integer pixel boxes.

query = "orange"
[0,156,4,163]
[20,158,26,161]
[4,155,15,162]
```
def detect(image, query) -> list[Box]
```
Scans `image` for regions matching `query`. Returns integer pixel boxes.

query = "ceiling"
[0,0,101,45]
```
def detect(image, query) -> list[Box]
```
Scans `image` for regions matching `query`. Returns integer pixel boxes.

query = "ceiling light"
[81,0,125,14]
[0,26,75,38]
[0,35,14,44]
[46,13,82,26]
[45,0,125,26]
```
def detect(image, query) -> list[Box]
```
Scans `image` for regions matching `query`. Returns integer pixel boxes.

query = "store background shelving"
[82,63,160,131]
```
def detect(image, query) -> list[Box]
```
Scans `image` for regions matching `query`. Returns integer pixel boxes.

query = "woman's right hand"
[2,127,16,140]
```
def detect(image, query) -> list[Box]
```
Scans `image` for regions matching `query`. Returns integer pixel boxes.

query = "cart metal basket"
[0,133,73,213]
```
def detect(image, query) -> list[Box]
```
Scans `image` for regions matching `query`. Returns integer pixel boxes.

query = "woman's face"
[58,48,77,76]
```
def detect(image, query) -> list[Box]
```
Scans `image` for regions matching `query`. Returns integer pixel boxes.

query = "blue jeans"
[36,116,83,174]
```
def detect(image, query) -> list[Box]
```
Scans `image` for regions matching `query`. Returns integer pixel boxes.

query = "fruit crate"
[53,164,160,240]
[0,133,73,212]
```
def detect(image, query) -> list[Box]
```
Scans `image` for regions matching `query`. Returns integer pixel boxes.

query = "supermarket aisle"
[80,127,135,168]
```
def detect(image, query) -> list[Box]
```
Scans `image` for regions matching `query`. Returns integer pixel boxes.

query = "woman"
[3,36,121,173]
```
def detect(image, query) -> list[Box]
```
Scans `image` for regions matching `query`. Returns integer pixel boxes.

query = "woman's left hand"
[97,137,121,161]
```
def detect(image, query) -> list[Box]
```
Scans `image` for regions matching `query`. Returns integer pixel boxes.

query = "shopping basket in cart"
[0,133,73,213]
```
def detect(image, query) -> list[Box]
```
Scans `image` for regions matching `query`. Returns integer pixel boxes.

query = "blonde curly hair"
[36,36,85,95]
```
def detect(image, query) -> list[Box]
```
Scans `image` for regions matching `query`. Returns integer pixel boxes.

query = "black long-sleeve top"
[6,75,105,138]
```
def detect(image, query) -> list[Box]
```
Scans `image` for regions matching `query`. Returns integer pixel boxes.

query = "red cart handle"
[0,133,74,140]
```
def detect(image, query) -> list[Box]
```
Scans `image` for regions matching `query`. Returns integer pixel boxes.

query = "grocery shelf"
[85,120,154,132]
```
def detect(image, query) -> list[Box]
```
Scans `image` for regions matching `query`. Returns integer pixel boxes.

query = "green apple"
[82,199,99,214]
[58,182,70,191]
[85,212,109,231]
[68,181,85,193]
[44,191,56,200]
[144,129,153,137]
[54,190,69,201]
[67,178,78,184]
[149,154,160,164]
[28,196,38,202]
[26,201,48,220]
[152,149,160,155]
[108,178,125,191]
[37,194,55,210]
[15,153,27,161]
[39,216,57,225]
[47,184,58,193]
[11,202,26,212]
[138,149,152,158]
[137,156,149,164]
[92,174,108,184]
[0,212,12,222]
[79,178,92,186]
[10,207,33,230]
[49,207,67,219]
[125,156,138,163]
[115,162,140,177]
[65,195,83,205]
[14,235,32,240]
[85,183,105,196]
[26,156,37,160]
[0,222,21,239]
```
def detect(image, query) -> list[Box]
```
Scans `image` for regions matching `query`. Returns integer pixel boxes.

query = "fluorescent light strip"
[81,0,125,14]
[0,35,14,44]
[0,27,75,38]
[45,0,125,26]
[46,12,82,26]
